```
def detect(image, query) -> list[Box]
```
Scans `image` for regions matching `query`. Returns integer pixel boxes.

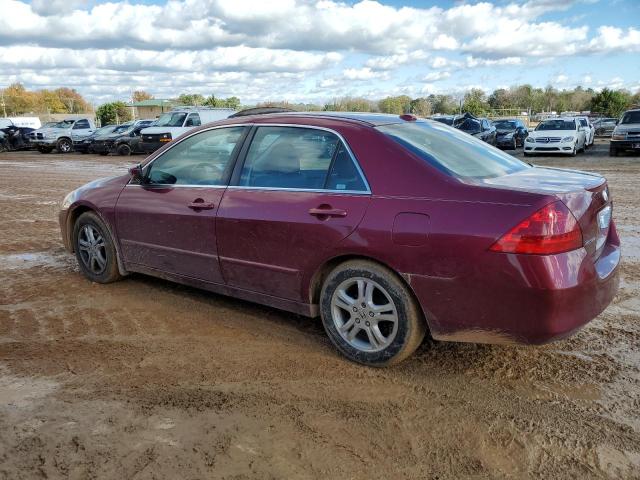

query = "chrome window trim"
[137,122,371,194]
[226,185,370,195]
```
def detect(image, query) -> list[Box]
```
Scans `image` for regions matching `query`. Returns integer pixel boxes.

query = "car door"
[72,119,93,140]
[216,125,371,301]
[115,125,248,283]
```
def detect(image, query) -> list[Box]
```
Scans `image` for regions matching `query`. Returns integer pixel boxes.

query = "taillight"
[490,201,583,255]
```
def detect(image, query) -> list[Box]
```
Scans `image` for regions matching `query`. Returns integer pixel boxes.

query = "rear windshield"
[494,121,517,129]
[378,121,530,180]
[536,120,575,130]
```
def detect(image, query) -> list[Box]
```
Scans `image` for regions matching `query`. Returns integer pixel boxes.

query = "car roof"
[222,111,410,127]
[541,117,576,122]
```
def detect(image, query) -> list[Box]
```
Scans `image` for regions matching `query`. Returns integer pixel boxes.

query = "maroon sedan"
[59,112,620,365]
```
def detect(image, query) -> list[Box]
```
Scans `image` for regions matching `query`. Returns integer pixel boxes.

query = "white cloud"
[423,71,451,82]
[0,0,638,103]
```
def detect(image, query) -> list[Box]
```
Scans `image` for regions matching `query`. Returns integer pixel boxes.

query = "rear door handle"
[188,200,216,210]
[308,207,347,218]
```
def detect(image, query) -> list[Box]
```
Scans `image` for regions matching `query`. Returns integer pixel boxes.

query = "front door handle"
[308,206,347,218]
[188,199,216,210]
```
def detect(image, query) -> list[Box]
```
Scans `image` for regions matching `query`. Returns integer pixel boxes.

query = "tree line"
[0,83,92,116]
[3,83,639,125]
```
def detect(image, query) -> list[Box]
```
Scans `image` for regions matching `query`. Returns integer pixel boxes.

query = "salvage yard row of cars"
[2,107,640,157]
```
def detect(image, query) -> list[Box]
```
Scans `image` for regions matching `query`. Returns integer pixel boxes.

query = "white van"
[140,107,236,153]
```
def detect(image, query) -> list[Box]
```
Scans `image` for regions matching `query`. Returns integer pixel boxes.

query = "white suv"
[524,117,587,156]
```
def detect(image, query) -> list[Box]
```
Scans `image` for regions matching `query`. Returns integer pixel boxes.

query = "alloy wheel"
[77,224,107,274]
[58,140,72,152]
[331,277,398,352]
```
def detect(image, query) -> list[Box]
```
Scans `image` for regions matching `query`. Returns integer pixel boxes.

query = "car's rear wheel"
[73,212,122,284]
[57,138,72,153]
[320,260,426,366]
[117,144,131,156]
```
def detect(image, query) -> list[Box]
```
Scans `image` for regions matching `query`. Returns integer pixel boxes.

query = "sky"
[1,0,639,106]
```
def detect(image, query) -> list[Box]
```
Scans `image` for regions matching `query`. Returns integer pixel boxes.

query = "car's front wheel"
[320,260,426,366]
[57,138,72,153]
[117,144,131,156]
[73,212,122,284]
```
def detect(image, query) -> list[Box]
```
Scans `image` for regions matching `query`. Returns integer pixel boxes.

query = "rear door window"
[73,119,90,129]
[239,126,368,191]
[186,113,201,127]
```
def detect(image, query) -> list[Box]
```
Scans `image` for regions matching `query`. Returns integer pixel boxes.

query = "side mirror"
[129,164,144,184]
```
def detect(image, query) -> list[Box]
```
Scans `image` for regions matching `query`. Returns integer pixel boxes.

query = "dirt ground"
[1,140,639,479]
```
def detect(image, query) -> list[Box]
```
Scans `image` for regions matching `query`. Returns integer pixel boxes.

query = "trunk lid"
[480,167,611,259]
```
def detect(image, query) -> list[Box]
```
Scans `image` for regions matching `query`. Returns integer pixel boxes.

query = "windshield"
[621,111,640,124]
[155,112,187,127]
[95,126,116,135]
[378,121,529,180]
[458,119,481,133]
[52,120,74,128]
[112,122,134,133]
[494,121,517,130]
[536,120,575,131]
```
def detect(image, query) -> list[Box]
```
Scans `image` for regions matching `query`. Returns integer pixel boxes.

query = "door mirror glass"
[129,164,144,183]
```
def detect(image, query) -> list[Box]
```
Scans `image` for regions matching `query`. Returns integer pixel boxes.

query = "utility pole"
[1,89,7,117]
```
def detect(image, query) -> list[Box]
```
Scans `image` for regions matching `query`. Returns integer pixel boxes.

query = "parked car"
[140,107,235,153]
[58,111,619,366]
[524,117,586,156]
[575,116,595,147]
[593,118,617,136]
[29,118,95,153]
[610,109,640,156]
[493,119,528,149]
[0,118,36,151]
[73,125,117,153]
[91,119,155,156]
[455,114,497,145]
[0,130,7,152]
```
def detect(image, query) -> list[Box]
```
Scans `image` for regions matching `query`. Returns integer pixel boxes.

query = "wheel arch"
[307,253,432,335]
[67,204,128,276]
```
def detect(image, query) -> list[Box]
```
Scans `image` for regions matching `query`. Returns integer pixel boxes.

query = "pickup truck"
[29,118,95,153]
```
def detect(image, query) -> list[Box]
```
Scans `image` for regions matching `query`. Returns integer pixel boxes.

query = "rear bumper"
[409,226,621,345]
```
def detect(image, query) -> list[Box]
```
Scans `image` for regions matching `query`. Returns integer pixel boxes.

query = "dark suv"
[455,114,497,145]
[493,119,528,149]
[92,120,155,156]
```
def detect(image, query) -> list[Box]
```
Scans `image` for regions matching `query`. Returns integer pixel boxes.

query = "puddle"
[0,368,59,408]
[0,251,74,271]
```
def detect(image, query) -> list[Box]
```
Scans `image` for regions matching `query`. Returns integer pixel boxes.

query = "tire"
[511,138,517,150]
[570,145,577,156]
[116,144,131,156]
[56,138,72,153]
[320,260,426,366]
[73,212,122,284]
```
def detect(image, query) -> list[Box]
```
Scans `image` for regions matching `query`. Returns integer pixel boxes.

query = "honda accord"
[59,111,620,366]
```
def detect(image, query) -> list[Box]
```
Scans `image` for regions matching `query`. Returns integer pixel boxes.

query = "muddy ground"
[0,140,639,479]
